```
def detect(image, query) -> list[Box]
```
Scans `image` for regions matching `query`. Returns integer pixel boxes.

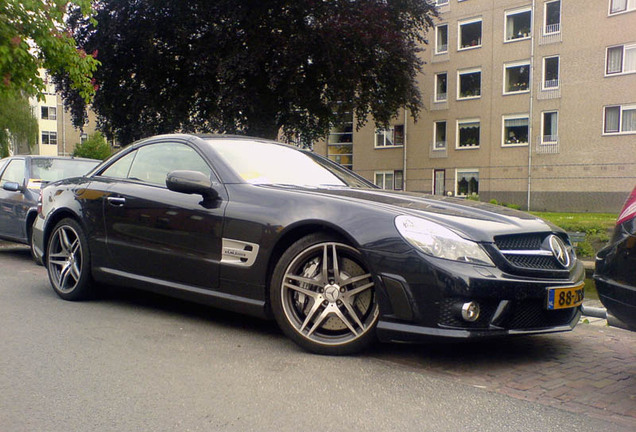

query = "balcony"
[535,136,560,154]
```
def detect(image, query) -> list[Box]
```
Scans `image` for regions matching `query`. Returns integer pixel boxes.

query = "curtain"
[605,107,620,133]
[607,47,623,74]
[624,45,636,72]
[611,0,627,13]
[622,108,636,132]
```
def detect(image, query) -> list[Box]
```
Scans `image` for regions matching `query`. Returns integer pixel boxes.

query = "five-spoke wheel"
[46,218,93,300]
[271,234,378,355]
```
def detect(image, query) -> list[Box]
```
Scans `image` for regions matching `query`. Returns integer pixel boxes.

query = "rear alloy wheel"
[46,218,93,300]
[271,234,378,355]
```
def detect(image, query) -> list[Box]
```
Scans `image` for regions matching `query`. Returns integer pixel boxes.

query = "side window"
[0,160,26,187]
[101,151,137,179]
[127,142,212,186]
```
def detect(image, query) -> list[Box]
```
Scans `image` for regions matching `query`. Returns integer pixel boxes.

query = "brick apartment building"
[314,0,636,212]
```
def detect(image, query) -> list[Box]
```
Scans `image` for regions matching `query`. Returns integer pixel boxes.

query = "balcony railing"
[540,23,562,45]
[430,143,448,158]
[537,79,561,100]
[536,136,560,154]
[430,95,448,111]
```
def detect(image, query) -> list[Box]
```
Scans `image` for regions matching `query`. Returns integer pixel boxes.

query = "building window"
[544,0,561,34]
[435,0,449,5]
[456,169,479,196]
[375,170,403,190]
[502,115,529,146]
[606,44,636,75]
[505,8,532,42]
[458,19,482,50]
[609,0,636,15]
[375,125,404,148]
[435,24,448,54]
[542,111,559,143]
[604,104,636,134]
[504,62,530,94]
[435,73,448,102]
[434,121,447,150]
[80,133,88,144]
[327,109,353,170]
[543,56,560,89]
[41,106,57,120]
[457,69,481,99]
[457,119,480,148]
[41,131,57,145]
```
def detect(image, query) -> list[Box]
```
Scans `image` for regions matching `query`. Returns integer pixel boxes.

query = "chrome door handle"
[107,197,126,206]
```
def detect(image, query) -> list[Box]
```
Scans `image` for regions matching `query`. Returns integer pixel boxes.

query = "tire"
[28,219,39,263]
[46,218,93,301]
[270,233,379,355]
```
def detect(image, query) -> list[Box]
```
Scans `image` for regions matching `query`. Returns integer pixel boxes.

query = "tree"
[0,0,99,103]
[0,92,38,157]
[72,131,111,160]
[59,0,436,144]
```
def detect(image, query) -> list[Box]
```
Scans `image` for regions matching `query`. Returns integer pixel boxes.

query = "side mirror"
[2,182,22,192]
[166,170,219,200]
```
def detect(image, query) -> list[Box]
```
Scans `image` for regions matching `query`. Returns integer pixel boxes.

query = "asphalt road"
[0,244,631,432]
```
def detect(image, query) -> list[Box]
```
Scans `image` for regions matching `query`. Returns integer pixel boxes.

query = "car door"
[0,158,27,240]
[99,140,227,289]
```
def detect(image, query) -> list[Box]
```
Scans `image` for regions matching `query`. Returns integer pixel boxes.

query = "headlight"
[395,215,494,266]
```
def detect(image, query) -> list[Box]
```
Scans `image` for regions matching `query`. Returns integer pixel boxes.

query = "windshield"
[31,158,99,182]
[207,139,372,188]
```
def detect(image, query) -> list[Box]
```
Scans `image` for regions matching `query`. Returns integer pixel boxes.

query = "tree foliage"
[59,0,436,143]
[0,0,99,102]
[0,92,38,157]
[72,131,111,160]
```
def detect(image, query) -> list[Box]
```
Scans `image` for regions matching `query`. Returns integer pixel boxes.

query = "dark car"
[33,135,584,354]
[0,155,99,255]
[594,185,636,331]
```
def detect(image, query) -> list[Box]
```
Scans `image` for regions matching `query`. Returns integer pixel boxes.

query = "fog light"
[461,302,480,322]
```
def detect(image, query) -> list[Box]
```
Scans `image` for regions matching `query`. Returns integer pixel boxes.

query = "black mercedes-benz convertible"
[33,134,584,354]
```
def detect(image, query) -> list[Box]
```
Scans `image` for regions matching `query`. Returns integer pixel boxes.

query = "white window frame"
[433,120,447,150]
[457,18,482,51]
[501,114,530,147]
[457,68,481,100]
[504,7,532,42]
[605,43,636,76]
[456,119,480,149]
[603,104,636,135]
[541,111,559,144]
[374,126,404,148]
[41,131,57,145]
[434,72,448,102]
[435,24,449,54]
[542,55,560,90]
[435,0,449,5]
[41,106,57,120]
[455,168,479,197]
[608,0,636,15]
[374,170,403,190]
[544,0,561,35]
[503,61,531,95]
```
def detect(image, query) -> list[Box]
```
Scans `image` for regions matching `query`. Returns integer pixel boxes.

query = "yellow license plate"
[547,283,585,310]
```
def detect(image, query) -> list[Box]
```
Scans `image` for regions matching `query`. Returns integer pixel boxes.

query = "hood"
[287,186,560,242]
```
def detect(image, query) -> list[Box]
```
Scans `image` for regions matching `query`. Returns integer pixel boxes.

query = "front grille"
[506,255,562,270]
[495,234,543,251]
[494,233,569,272]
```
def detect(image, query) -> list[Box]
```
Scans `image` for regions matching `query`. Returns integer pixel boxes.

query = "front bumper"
[31,216,45,266]
[364,249,585,343]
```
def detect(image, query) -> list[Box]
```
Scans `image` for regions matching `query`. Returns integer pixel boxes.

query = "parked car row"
[3,137,633,353]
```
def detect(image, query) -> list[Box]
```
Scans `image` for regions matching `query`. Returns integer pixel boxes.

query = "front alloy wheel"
[271,234,378,355]
[46,218,93,300]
